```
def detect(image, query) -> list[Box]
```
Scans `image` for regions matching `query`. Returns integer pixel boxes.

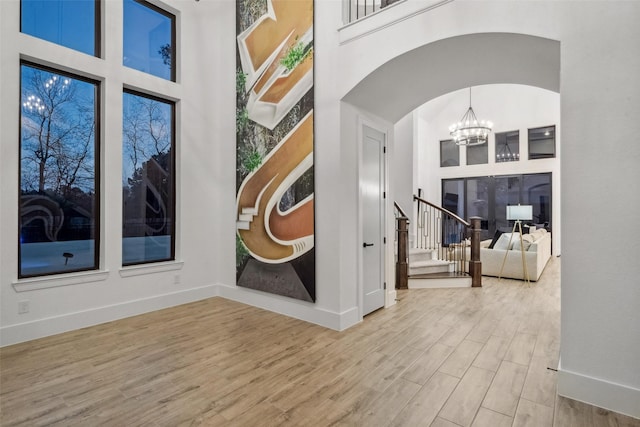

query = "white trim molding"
[119,261,184,277]
[558,364,640,419]
[12,270,110,292]
[216,282,360,331]
[1,284,219,347]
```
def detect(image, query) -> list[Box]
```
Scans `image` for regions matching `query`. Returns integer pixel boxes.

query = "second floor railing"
[343,0,402,24]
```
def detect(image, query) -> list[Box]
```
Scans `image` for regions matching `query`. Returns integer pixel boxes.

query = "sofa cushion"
[493,233,516,250]
[530,229,548,242]
[512,234,534,251]
[488,230,504,249]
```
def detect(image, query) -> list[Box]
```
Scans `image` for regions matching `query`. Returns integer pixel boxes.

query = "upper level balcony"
[340,0,453,44]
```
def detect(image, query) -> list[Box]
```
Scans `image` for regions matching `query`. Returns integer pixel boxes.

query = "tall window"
[122,91,175,265]
[21,0,99,57]
[19,63,100,277]
[123,0,175,81]
[443,173,552,240]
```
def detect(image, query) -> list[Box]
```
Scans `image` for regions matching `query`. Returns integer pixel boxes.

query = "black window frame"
[442,172,553,241]
[20,0,102,58]
[123,0,177,82]
[440,139,460,167]
[528,125,556,160]
[18,60,101,278]
[495,130,520,162]
[121,88,176,266]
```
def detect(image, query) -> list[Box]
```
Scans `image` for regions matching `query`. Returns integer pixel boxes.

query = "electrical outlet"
[18,300,30,314]
[174,274,181,285]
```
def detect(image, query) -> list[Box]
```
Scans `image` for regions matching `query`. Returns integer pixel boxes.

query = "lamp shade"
[506,205,533,221]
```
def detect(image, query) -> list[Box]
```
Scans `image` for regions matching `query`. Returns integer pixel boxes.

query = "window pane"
[466,177,491,240]
[495,130,519,162]
[523,173,552,231]
[467,143,488,165]
[21,0,98,56]
[123,0,175,81]
[494,175,521,232]
[440,139,459,167]
[122,91,175,265]
[20,64,99,277]
[442,179,464,217]
[528,125,555,159]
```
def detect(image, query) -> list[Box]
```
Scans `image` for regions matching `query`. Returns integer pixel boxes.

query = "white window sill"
[12,270,110,292]
[119,261,184,277]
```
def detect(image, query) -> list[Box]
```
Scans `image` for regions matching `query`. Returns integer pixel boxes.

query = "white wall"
[393,113,414,221]
[0,0,357,348]
[334,0,640,419]
[0,0,232,345]
[415,84,561,254]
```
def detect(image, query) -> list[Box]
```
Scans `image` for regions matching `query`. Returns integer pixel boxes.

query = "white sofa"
[464,228,552,281]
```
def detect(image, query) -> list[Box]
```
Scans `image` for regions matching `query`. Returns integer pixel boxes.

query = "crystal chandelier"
[449,87,493,146]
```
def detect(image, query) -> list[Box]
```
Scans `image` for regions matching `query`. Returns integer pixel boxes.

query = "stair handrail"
[394,201,410,221]
[413,195,470,227]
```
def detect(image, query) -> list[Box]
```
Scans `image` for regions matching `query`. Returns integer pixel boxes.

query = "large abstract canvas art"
[236,0,315,302]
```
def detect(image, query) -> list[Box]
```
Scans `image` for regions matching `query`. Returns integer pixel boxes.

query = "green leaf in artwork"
[280,39,313,72]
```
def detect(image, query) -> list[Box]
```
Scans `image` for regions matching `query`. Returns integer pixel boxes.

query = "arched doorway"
[341,32,561,311]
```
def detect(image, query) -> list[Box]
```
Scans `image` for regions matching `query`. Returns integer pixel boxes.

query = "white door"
[362,125,386,316]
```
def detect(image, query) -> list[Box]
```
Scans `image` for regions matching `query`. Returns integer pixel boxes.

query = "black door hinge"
[384,237,386,244]
[384,282,387,289]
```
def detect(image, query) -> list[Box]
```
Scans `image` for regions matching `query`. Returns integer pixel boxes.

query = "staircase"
[395,196,482,290]
[408,247,471,288]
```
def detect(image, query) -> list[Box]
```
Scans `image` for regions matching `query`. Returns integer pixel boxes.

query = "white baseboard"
[408,276,472,289]
[386,289,397,308]
[0,284,219,347]
[558,363,640,419]
[216,282,360,331]
[1,282,365,347]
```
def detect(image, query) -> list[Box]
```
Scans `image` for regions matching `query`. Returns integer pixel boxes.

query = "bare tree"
[122,94,171,183]
[21,68,95,195]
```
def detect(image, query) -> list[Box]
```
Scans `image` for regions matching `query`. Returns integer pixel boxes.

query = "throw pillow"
[493,233,514,251]
[488,230,504,249]
[512,237,532,251]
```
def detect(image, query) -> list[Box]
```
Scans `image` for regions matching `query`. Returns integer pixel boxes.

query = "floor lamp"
[499,204,533,284]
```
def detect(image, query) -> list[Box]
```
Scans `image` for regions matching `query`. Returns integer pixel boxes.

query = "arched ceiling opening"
[342,33,560,123]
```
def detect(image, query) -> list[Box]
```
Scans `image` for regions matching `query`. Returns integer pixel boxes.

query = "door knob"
[363,242,374,248]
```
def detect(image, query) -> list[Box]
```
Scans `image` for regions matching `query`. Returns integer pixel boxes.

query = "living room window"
[528,125,556,159]
[442,172,552,240]
[122,90,176,266]
[440,139,459,167]
[19,62,100,278]
[123,0,176,81]
[21,0,100,57]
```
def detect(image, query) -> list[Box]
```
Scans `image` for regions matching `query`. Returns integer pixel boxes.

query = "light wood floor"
[1,257,638,426]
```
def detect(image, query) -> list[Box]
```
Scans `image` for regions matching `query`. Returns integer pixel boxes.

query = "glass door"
[494,175,521,234]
